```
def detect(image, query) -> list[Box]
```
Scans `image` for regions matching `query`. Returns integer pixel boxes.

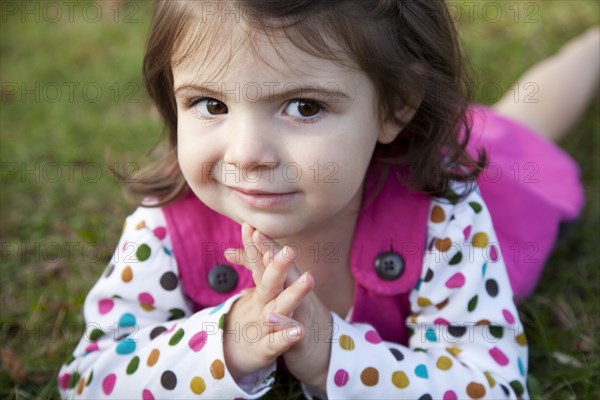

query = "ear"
[378,101,420,144]
[378,64,425,144]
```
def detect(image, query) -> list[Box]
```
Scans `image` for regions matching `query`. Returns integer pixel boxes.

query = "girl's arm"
[58,207,275,399]
[324,182,528,399]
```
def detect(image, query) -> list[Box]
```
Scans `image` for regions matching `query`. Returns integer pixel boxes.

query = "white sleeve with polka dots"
[58,206,275,399]
[326,183,529,399]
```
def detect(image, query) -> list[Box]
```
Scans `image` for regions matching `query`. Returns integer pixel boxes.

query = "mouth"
[228,186,297,208]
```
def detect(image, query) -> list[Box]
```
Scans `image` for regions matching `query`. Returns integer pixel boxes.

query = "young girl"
[59,1,598,399]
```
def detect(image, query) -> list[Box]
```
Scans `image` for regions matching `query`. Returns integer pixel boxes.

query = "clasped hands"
[223,223,332,391]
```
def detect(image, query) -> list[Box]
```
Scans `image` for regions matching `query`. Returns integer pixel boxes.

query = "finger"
[256,246,297,304]
[258,323,304,362]
[265,312,300,333]
[252,229,280,266]
[269,271,314,317]
[237,223,267,284]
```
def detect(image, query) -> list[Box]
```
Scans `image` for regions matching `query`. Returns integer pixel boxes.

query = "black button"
[208,264,238,293]
[374,251,405,280]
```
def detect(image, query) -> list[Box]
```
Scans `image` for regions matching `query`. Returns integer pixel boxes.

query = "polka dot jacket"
[58,182,529,399]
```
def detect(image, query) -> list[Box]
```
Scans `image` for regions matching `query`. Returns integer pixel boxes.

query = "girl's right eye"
[191,98,228,116]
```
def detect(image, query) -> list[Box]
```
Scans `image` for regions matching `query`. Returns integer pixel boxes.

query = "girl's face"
[173,26,400,240]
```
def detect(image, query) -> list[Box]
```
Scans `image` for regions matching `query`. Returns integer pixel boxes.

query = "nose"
[223,113,280,172]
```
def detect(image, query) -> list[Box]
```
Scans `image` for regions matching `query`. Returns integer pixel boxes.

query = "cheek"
[176,130,219,187]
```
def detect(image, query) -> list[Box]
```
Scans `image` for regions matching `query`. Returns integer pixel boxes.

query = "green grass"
[1,1,598,398]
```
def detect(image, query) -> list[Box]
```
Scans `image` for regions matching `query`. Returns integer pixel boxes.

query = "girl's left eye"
[284,99,324,120]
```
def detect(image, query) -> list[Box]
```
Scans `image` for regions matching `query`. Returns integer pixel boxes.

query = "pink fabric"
[464,105,584,300]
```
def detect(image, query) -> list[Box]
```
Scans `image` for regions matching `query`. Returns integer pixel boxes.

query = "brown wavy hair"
[119,0,486,206]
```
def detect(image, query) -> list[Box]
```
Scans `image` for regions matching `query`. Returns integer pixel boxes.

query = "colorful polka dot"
[76,377,85,395]
[481,262,488,276]
[121,266,133,282]
[467,295,478,312]
[365,330,382,344]
[104,264,115,278]
[210,359,225,380]
[142,389,154,400]
[466,382,486,398]
[489,245,499,262]
[424,268,434,282]
[485,279,499,297]
[339,335,355,350]
[433,317,449,325]
[333,369,349,387]
[417,297,432,307]
[119,313,136,327]
[509,380,524,396]
[138,292,155,307]
[518,357,525,376]
[443,390,458,400]
[445,272,465,288]
[502,309,515,324]
[448,325,466,337]
[168,328,185,346]
[391,371,409,388]
[446,347,462,356]
[472,232,488,248]
[390,348,404,361]
[168,308,185,320]
[98,299,114,315]
[161,370,177,390]
[86,370,93,386]
[431,205,445,223]
[489,347,509,366]
[58,373,71,390]
[153,227,167,240]
[435,238,452,252]
[189,330,208,352]
[414,364,428,379]
[126,356,139,374]
[360,367,379,386]
[116,338,136,355]
[67,372,80,389]
[484,371,496,387]
[102,373,116,395]
[449,251,463,265]
[190,376,206,395]
[89,328,104,341]
[436,299,449,310]
[436,356,453,370]
[147,349,160,367]
[468,202,482,213]
[84,343,99,354]
[136,221,146,230]
[160,272,178,290]
[515,332,527,346]
[488,325,503,339]
[136,244,151,261]
[463,225,472,241]
[425,328,437,342]
[150,326,167,340]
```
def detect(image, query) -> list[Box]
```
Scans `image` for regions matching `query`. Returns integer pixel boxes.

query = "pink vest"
[163,162,430,344]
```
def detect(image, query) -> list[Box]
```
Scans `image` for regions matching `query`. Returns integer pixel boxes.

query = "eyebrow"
[173,82,352,103]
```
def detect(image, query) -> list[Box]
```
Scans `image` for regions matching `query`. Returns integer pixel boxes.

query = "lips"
[228,186,297,208]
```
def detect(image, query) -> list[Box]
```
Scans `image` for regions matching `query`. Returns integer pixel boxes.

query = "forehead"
[171,8,364,94]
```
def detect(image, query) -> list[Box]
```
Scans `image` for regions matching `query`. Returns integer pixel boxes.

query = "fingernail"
[296,272,307,286]
[287,326,301,339]
[267,313,280,324]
